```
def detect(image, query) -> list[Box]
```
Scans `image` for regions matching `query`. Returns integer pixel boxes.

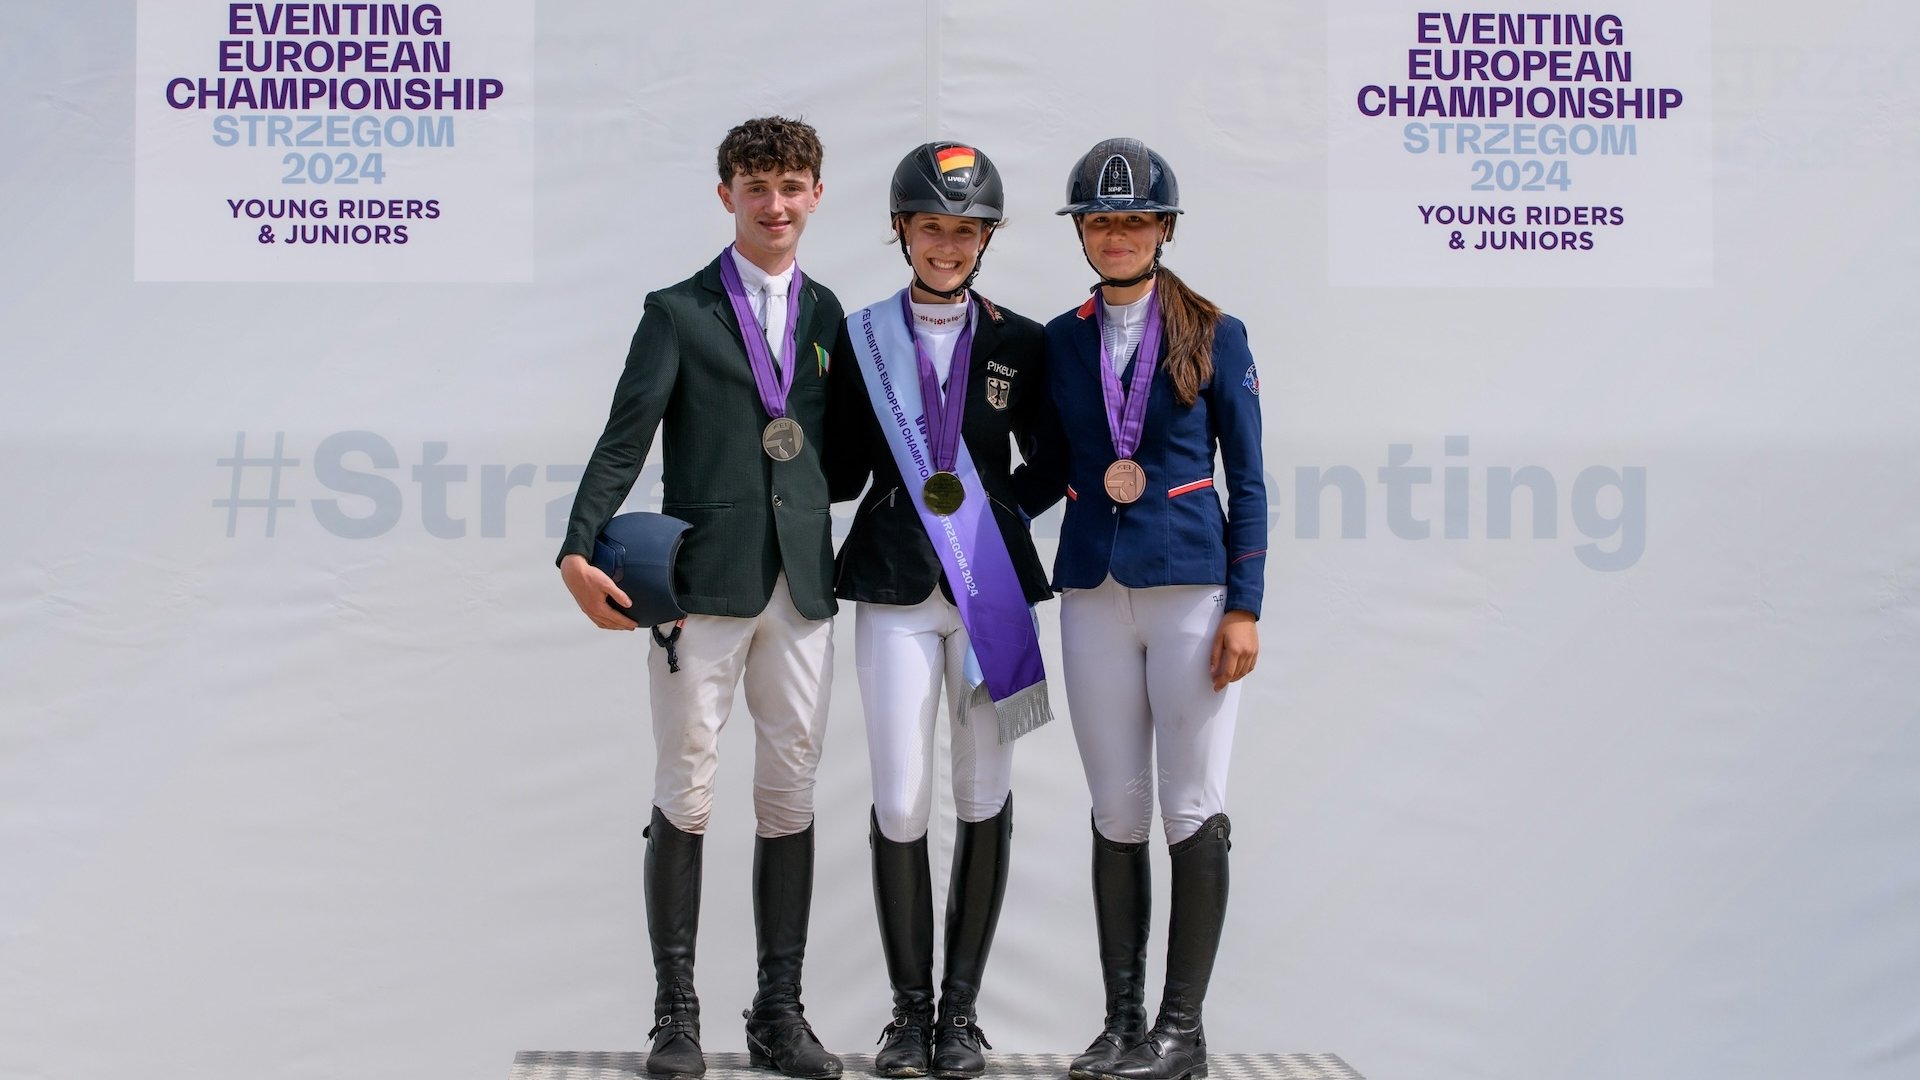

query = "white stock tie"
[759,284,786,376]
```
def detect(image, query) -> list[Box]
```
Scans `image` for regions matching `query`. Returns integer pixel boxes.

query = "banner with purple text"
[135,0,533,281]
[1329,4,1711,286]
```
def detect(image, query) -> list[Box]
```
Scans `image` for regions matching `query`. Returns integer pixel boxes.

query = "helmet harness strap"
[896,215,996,301]
[1075,216,1172,293]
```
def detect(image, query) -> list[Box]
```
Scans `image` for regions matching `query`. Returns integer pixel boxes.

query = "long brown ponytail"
[1155,266,1220,407]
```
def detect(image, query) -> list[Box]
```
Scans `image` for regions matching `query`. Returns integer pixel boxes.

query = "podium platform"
[511,1053,1366,1080]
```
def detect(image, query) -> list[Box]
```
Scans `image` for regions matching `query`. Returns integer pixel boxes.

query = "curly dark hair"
[717,116,824,183]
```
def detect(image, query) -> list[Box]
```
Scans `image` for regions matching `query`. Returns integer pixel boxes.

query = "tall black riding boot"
[1101,814,1230,1080]
[1069,821,1152,1080]
[743,822,844,1080]
[870,808,936,1078]
[644,807,706,1079]
[931,793,1012,1079]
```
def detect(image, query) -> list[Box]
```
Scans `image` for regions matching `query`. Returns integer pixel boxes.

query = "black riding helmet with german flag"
[891,142,1005,299]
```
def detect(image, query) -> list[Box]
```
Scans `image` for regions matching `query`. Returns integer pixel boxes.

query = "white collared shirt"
[729,246,795,372]
[1101,287,1155,377]
[910,297,969,389]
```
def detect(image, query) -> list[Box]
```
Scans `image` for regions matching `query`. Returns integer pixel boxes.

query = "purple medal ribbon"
[1095,295,1162,459]
[900,292,974,473]
[717,245,804,419]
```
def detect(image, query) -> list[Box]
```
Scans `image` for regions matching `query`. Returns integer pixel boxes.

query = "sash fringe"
[979,680,1054,745]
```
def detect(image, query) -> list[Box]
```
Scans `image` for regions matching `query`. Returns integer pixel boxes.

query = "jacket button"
[772,494,784,507]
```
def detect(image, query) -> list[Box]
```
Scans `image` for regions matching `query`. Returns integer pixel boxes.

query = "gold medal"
[922,471,965,515]
[1104,459,1146,504]
[761,417,803,461]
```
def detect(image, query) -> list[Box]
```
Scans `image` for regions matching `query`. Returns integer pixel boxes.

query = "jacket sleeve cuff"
[555,536,593,568]
[1226,552,1266,618]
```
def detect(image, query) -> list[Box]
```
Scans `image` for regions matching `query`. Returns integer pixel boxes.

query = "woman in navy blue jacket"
[1046,138,1266,1080]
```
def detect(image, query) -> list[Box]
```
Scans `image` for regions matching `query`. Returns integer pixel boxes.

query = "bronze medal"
[922,471,965,515]
[761,417,803,461]
[1104,459,1147,504]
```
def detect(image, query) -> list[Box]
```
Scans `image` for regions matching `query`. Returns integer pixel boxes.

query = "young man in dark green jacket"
[557,116,848,1080]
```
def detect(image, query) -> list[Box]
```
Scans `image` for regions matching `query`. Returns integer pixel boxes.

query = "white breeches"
[1060,577,1241,845]
[856,594,1016,843]
[647,572,835,838]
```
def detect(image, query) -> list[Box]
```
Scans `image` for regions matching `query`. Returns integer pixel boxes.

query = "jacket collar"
[965,292,1001,363]
[1068,294,1102,376]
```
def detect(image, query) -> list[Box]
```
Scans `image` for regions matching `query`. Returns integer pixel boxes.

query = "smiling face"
[1077,210,1168,283]
[718,167,822,273]
[900,212,989,300]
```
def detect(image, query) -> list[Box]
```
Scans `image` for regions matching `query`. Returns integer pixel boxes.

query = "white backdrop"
[4,2,1919,1080]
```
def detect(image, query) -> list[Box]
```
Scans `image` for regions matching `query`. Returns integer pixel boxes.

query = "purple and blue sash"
[848,291,1052,742]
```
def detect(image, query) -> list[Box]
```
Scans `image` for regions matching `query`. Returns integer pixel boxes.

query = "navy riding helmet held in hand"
[591,511,691,627]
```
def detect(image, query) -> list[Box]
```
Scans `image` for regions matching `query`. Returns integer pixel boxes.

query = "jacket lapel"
[792,279,821,383]
[967,295,999,360]
[966,295,1007,412]
[1072,300,1103,383]
[699,256,744,343]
